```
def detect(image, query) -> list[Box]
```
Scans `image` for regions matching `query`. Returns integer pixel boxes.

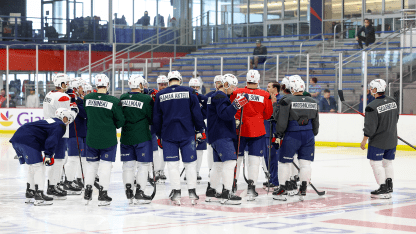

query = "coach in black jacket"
[356,19,376,49]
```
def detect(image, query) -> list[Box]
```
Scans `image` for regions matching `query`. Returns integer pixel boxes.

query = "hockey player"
[206,75,223,97]
[64,78,87,193]
[10,108,74,206]
[83,74,125,206]
[120,75,154,204]
[272,77,319,201]
[361,79,398,199]
[230,70,273,201]
[84,83,93,95]
[206,74,248,204]
[153,71,206,205]
[43,73,75,200]
[189,78,208,183]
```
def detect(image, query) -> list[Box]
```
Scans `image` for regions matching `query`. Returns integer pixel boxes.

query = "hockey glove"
[70,102,79,114]
[43,154,55,166]
[232,94,249,110]
[157,139,163,149]
[235,119,240,128]
[196,132,207,143]
[272,134,282,149]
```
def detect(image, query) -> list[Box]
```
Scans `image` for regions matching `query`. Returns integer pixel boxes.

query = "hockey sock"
[222,160,236,191]
[382,159,394,179]
[248,156,261,185]
[51,159,65,185]
[299,159,312,183]
[153,149,162,171]
[122,161,136,186]
[370,160,386,185]
[136,162,150,190]
[196,150,204,173]
[27,164,35,190]
[210,162,223,191]
[158,149,166,171]
[97,160,112,191]
[278,162,291,185]
[32,162,45,190]
[290,155,299,179]
[206,144,214,170]
[65,156,79,181]
[184,160,197,189]
[235,156,243,180]
[167,161,181,190]
[85,161,99,187]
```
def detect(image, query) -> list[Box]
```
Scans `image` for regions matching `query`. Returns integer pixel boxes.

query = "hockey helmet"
[52,73,70,89]
[214,75,223,83]
[157,75,169,84]
[167,71,182,83]
[289,77,305,93]
[222,74,238,88]
[55,108,75,124]
[246,70,260,84]
[95,74,110,88]
[369,79,387,93]
[128,74,145,89]
[189,78,201,88]
[83,83,93,92]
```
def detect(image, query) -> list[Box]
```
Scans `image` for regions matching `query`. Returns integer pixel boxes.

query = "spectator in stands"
[309,77,322,100]
[136,11,150,26]
[356,18,376,49]
[358,88,375,113]
[154,14,165,27]
[26,89,40,108]
[318,89,337,113]
[250,40,267,69]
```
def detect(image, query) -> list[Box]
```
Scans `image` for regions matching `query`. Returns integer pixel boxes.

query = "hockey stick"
[232,106,247,192]
[292,162,326,196]
[74,122,85,184]
[180,167,185,177]
[338,90,416,151]
[150,162,157,200]
[267,119,273,195]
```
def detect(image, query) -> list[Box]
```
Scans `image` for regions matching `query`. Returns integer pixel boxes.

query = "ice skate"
[94,175,100,189]
[188,188,199,205]
[221,189,241,205]
[156,171,164,184]
[247,181,258,201]
[285,181,296,196]
[34,185,53,206]
[133,184,152,205]
[84,185,93,205]
[125,183,134,204]
[63,180,82,195]
[76,178,84,189]
[98,186,112,206]
[205,182,221,202]
[160,170,167,181]
[263,182,277,189]
[47,184,67,200]
[273,185,287,201]
[25,183,35,204]
[386,178,393,193]
[371,184,391,199]
[197,172,202,184]
[298,181,307,201]
[169,189,181,205]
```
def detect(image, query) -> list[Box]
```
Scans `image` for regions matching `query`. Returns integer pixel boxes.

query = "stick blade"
[337,90,345,102]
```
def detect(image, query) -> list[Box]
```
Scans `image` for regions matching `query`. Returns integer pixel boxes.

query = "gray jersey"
[275,95,319,138]
[363,95,399,149]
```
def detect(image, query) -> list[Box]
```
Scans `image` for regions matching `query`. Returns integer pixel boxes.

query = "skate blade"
[84,199,91,205]
[197,181,201,184]
[25,198,35,204]
[371,194,392,199]
[273,195,287,201]
[287,190,296,196]
[190,199,198,205]
[34,200,53,206]
[156,180,165,185]
[128,198,134,205]
[66,191,82,195]
[98,201,111,206]
[247,196,256,201]
[299,195,306,201]
[53,196,67,200]
[133,199,152,205]
[171,200,181,206]
[221,200,242,205]
[205,197,221,203]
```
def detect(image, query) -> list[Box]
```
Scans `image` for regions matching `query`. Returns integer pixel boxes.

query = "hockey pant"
[279,159,311,185]
[210,161,236,192]
[85,160,113,190]
[167,160,197,190]
[27,162,45,190]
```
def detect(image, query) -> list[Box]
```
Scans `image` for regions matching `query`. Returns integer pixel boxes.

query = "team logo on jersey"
[86,99,113,110]
[291,102,317,110]
[0,111,13,127]
[98,96,102,98]
[129,95,132,98]
[105,154,109,158]
[191,155,194,159]
[207,97,211,105]
[159,92,190,102]
[377,102,397,114]
[142,153,145,157]
[121,100,144,109]
[44,97,54,104]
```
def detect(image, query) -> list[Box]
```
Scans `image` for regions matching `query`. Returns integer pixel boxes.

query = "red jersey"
[231,87,273,137]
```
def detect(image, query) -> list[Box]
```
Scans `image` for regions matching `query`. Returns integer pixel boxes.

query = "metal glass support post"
[169,58,172,72]
[276,55,279,82]
[64,45,67,73]
[334,24,338,48]
[89,44,92,83]
[41,0,44,40]
[6,46,9,108]
[410,25,413,81]
[122,59,124,94]
[306,54,310,92]
[386,39,389,88]
[145,59,148,81]
[221,57,224,76]
[36,45,39,100]
[112,43,115,96]
[322,36,325,54]
[67,0,70,42]
[108,0,113,43]
[362,51,368,111]
[400,49,403,114]
[194,57,198,77]
[338,53,343,113]
[247,56,250,72]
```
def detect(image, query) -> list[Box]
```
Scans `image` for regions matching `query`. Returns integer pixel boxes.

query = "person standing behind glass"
[154,14,165,27]
[26,89,40,108]
[136,11,150,26]
[309,77,322,101]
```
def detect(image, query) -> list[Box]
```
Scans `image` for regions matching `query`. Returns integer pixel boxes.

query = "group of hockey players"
[11,67,398,206]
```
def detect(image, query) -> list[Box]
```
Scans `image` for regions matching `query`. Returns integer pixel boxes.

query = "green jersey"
[84,92,125,149]
[120,92,153,145]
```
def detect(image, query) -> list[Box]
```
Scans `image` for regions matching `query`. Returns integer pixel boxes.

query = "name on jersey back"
[121,100,144,109]
[377,102,397,114]
[86,99,113,110]
[159,92,189,102]
[291,102,318,110]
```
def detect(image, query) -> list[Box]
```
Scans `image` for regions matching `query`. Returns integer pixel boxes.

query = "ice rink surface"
[1,133,416,234]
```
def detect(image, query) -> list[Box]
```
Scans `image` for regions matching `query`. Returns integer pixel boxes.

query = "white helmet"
[95,74,110,88]
[128,75,145,89]
[222,74,239,87]
[52,73,70,89]
[281,77,290,90]
[369,79,387,93]
[167,71,182,83]
[55,108,75,124]
[69,78,83,90]
[157,75,168,84]
[214,75,223,83]
[246,70,260,84]
[189,78,200,87]
[288,75,302,82]
[83,83,93,92]
[289,77,305,93]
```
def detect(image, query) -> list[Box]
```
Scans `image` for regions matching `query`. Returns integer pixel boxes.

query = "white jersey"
[43,91,71,138]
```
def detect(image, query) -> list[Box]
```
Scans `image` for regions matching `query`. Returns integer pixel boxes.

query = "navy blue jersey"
[10,118,67,156]
[265,93,282,138]
[206,90,238,144]
[69,97,87,138]
[197,93,208,119]
[153,85,205,141]
[206,90,216,98]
